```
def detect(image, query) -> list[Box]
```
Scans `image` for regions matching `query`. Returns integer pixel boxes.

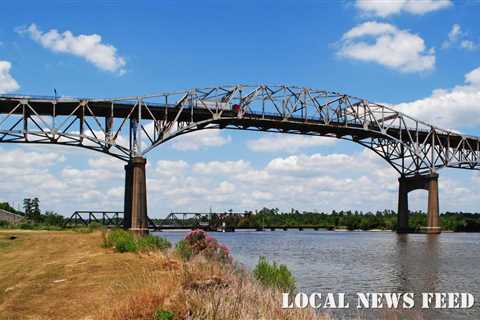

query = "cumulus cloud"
[170,130,231,151]
[356,0,452,17]
[17,23,126,74]
[265,152,375,174]
[0,61,20,94]
[337,21,435,73]
[247,135,335,153]
[0,143,478,216]
[394,66,480,129]
[154,160,189,176]
[460,40,477,51]
[442,24,478,50]
[442,24,462,49]
[193,160,251,175]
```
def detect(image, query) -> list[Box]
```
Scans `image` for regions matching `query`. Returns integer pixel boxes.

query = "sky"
[0,0,479,217]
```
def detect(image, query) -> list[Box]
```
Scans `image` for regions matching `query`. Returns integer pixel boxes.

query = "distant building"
[0,209,24,224]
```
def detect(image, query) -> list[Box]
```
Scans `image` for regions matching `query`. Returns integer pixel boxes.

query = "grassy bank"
[0,229,318,320]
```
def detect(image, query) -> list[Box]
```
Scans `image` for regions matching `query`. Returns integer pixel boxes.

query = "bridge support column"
[397,173,440,234]
[124,156,148,235]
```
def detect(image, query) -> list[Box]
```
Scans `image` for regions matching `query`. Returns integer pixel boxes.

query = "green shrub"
[103,229,171,253]
[88,222,104,231]
[42,211,65,226]
[253,256,296,293]
[137,235,171,252]
[19,223,35,230]
[175,239,193,260]
[0,221,12,229]
[106,229,137,253]
[153,309,174,320]
[175,229,231,263]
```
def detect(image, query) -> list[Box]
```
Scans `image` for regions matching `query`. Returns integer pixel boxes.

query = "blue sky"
[0,0,479,217]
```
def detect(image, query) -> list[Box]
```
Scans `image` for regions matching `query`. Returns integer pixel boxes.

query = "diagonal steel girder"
[0,84,479,176]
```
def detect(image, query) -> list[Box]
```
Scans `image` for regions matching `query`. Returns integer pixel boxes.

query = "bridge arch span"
[1,84,479,234]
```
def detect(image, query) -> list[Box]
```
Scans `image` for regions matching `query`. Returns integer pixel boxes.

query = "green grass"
[253,256,296,293]
[175,239,193,260]
[154,309,175,320]
[103,229,171,253]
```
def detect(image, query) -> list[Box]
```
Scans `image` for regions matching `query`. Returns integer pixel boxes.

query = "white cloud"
[442,24,462,49]
[18,24,126,74]
[247,135,335,153]
[0,143,478,217]
[170,130,231,151]
[265,152,377,175]
[0,61,20,94]
[442,24,478,50]
[338,21,435,73]
[461,40,477,51]
[87,157,124,171]
[356,0,452,17]
[394,66,480,129]
[0,147,64,166]
[154,160,189,176]
[465,67,480,84]
[193,160,251,175]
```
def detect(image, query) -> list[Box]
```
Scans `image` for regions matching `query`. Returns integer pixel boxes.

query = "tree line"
[0,199,64,227]
[2,200,480,232]
[214,208,480,232]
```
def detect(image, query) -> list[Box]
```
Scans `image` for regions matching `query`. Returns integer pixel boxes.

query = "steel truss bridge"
[1,85,479,234]
[63,211,244,231]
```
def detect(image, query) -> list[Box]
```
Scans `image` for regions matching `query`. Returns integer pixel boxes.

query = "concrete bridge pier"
[397,172,440,234]
[124,156,149,235]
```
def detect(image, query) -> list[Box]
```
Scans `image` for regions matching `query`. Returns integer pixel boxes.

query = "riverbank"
[0,230,319,320]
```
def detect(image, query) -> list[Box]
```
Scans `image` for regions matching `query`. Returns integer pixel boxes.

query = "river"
[154,230,480,319]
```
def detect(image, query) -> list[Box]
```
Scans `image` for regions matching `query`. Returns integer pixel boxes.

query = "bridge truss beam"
[1,85,479,234]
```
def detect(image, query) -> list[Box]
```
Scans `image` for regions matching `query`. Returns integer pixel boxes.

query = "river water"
[154,230,480,319]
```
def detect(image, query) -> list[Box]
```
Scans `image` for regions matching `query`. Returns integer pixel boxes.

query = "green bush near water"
[103,229,171,253]
[253,256,296,293]
[175,239,193,260]
[137,234,172,251]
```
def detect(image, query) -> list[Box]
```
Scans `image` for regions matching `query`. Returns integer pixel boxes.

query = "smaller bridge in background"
[64,210,334,232]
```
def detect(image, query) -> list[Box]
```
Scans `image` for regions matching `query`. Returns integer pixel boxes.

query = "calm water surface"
[154,230,480,319]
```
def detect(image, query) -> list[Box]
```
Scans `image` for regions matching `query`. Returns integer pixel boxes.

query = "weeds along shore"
[0,228,319,320]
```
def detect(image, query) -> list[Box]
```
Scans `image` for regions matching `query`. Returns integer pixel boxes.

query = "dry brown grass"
[96,253,321,320]
[0,230,321,320]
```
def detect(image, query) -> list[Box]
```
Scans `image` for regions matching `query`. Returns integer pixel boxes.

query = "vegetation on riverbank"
[3,198,480,232]
[0,229,319,320]
[212,208,480,232]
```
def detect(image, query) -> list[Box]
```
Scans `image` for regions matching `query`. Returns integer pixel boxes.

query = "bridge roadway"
[0,97,478,154]
[1,85,480,235]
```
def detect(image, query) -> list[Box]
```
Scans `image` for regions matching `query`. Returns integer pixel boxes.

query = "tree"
[23,198,42,222]
[23,198,32,218]
[0,202,19,215]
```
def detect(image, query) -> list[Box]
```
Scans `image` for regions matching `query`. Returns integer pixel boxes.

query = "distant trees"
[19,198,64,226]
[0,202,20,215]
[215,208,480,232]
[23,197,42,222]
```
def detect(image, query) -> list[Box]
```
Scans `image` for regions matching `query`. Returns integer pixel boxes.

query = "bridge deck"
[0,96,477,149]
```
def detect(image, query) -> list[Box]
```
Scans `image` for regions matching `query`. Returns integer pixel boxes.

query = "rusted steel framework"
[1,84,479,176]
[161,212,212,227]
[63,211,123,227]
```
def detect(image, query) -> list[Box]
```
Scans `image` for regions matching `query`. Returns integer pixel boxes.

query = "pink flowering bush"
[176,229,231,263]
